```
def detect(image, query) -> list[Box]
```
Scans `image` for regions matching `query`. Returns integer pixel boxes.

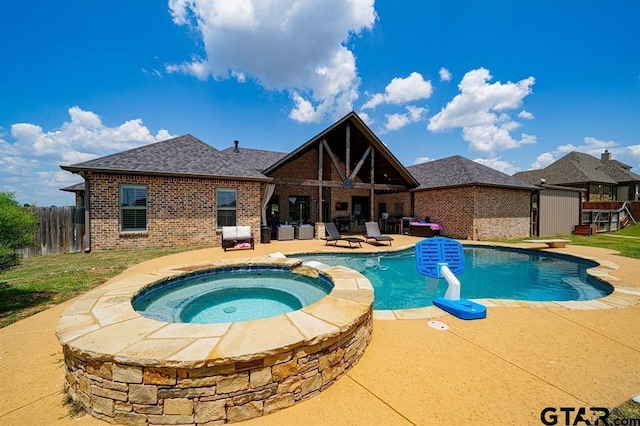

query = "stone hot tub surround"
[56,257,374,424]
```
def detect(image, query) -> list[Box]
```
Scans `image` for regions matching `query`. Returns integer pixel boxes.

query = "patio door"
[352,196,370,225]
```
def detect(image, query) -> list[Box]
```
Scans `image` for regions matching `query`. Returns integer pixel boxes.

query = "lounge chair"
[364,221,394,246]
[324,222,364,248]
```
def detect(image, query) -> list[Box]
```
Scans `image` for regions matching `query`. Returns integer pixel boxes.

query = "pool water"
[133,267,332,323]
[298,247,613,310]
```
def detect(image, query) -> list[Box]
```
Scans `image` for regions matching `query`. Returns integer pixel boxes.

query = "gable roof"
[407,155,537,191]
[220,146,288,172]
[263,111,419,188]
[514,151,640,186]
[60,134,272,181]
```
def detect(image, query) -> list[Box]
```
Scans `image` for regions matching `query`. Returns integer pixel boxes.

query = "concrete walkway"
[1,236,639,425]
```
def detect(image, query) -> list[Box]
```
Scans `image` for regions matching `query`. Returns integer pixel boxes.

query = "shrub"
[0,192,38,272]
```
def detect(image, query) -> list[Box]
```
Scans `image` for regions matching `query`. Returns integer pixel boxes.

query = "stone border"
[57,257,374,424]
[372,242,640,320]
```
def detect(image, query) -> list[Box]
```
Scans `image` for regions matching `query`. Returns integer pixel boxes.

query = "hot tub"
[56,257,373,424]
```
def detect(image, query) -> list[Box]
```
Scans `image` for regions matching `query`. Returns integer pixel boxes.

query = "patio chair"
[222,226,255,251]
[364,221,394,246]
[324,222,364,248]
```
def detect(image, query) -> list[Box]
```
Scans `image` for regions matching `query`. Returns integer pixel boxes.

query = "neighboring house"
[407,156,538,240]
[61,112,544,250]
[514,150,640,202]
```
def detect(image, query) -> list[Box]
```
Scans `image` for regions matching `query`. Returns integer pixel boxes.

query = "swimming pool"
[298,246,613,310]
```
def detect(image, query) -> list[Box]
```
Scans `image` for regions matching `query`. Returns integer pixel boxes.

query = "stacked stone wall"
[474,187,531,240]
[64,312,373,424]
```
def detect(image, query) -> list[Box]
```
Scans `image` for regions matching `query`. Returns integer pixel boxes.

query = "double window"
[121,185,147,232]
[217,189,237,227]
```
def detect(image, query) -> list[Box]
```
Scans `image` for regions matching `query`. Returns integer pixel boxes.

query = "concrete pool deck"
[1,235,640,425]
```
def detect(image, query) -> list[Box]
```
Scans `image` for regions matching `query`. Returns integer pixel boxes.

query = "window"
[121,185,147,232]
[217,189,237,227]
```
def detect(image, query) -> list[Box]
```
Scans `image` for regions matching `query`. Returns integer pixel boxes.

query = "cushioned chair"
[222,226,254,251]
[324,222,363,248]
[364,221,394,246]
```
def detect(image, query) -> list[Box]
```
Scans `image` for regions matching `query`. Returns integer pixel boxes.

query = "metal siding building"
[537,187,582,237]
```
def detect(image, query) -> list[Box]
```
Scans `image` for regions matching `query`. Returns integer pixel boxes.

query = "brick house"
[514,150,640,202]
[407,156,538,240]
[61,112,538,250]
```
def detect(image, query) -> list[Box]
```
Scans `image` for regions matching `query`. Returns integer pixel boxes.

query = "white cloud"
[473,157,520,175]
[428,68,536,153]
[1,107,173,206]
[357,111,373,126]
[167,0,377,123]
[439,67,452,82]
[518,110,534,119]
[384,106,428,131]
[362,72,433,109]
[531,152,555,169]
[414,156,433,165]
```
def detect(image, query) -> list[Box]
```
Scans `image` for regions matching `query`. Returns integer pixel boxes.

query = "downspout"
[578,188,585,227]
[531,189,539,237]
[82,172,91,253]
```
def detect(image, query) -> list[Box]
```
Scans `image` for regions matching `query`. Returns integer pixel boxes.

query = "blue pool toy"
[415,237,486,320]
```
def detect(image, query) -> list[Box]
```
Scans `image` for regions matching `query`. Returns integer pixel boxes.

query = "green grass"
[609,398,640,422]
[527,223,640,259]
[0,246,197,328]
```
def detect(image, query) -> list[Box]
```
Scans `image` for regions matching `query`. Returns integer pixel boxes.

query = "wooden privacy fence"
[16,207,85,258]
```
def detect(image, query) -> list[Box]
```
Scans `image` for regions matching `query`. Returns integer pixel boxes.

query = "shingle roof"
[407,155,538,190]
[60,182,85,192]
[60,134,271,181]
[513,151,640,186]
[600,162,640,183]
[220,147,288,172]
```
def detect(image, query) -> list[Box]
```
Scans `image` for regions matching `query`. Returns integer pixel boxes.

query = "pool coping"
[285,241,640,321]
[55,256,374,368]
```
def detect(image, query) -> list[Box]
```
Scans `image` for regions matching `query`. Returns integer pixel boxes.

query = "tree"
[0,192,39,272]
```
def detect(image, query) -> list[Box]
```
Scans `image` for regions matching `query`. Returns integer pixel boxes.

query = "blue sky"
[1,0,639,206]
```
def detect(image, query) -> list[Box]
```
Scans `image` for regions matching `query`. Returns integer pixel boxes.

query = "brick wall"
[87,173,262,250]
[413,186,531,240]
[414,187,475,239]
